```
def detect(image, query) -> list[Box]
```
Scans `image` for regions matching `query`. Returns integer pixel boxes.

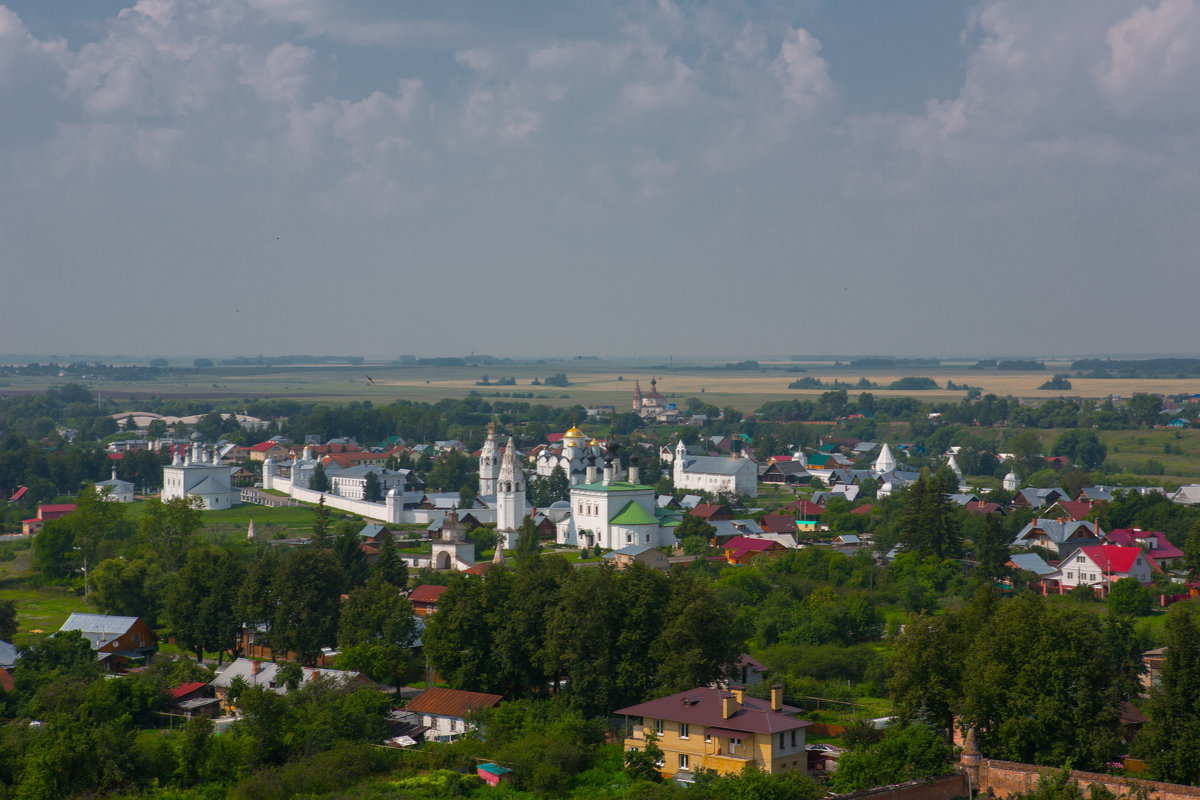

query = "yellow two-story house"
[615,686,811,781]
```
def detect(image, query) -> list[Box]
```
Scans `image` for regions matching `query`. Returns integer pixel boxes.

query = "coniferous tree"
[310,463,330,492]
[362,471,383,502]
[371,529,408,589]
[894,469,963,560]
[973,513,1011,582]
[312,495,330,547]
[1138,603,1200,783]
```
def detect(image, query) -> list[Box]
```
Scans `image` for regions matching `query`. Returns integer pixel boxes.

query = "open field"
[0,547,88,643]
[7,358,1200,412]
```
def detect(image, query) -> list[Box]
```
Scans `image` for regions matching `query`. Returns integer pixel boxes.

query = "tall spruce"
[1138,603,1200,783]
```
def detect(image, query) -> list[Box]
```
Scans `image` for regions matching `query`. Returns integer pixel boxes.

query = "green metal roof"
[574,480,653,493]
[609,501,659,526]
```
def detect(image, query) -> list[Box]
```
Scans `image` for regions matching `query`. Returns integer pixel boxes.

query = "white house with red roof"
[1049,545,1153,593]
[1104,529,1185,570]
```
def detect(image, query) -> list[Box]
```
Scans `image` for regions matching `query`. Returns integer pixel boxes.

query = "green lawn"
[0,548,88,642]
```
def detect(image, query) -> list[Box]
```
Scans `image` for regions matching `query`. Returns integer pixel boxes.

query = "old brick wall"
[980,759,1200,800]
[835,773,967,800]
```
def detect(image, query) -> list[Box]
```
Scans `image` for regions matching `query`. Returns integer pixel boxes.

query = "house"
[1049,545,1153,594]
[400,687,502,742]
[604,544,670,570]
[0,641,18,670]
[723,654,767,689]
[1011,488,1069,510]
[1041,500,1093,521]
[1011,518,1102,556]
[832,534,861,546]
[21,503,78,536]
[211,658,379,707]
[248,441,291,462]
[169,681,221,719]
[59,613,156,669]
[785,499,825,520]
[1008,551,1057,579]
[723,536,786,565]
[410,584,448,616]
[1104,529,1185,570]
[616,685,811,780]
[329,466,412,500]
[689,504,734,522]
[759,461,810,486]
[357,524,395,543]
[757,515,798,535]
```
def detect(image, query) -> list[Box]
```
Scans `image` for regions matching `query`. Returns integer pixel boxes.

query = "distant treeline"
[849,358,941,368]
[971,359,1045,370]
[1072,358,1200,378]
[218,355,365,366]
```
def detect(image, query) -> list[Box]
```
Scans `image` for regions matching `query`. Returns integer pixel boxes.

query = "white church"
[534,425,607,486]
[670,440,758,497]
[161,443,238,509]
[555,442,683,550]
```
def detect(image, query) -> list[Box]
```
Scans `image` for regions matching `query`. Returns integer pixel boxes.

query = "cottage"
[211,659,380,707]
[59,613,156,669]
[1104,529,1185,570]
[401,687,502,742]
[410,584,448,616]
[21,503,77,536]
[1049,545,1153,594]
[1011,518,1102,556]
[616,685,811,780]
[603,544,670,570]
[723,536,785,565]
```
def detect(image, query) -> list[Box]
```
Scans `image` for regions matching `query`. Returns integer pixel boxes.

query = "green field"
[9,357,1200,412]
[0,547,88,642]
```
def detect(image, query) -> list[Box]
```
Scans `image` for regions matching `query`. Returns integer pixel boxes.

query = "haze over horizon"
[2,0,1198,358]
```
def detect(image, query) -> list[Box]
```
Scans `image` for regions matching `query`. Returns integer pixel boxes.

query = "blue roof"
[479,763,512,775]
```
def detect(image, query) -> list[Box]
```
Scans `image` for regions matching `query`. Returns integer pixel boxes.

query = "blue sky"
[1,0,1198,359]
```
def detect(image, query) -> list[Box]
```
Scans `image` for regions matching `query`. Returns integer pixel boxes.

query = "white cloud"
[1098,0,1200,113]
[241,42,314,104]
[773,27,834,111]
[621,56,694,111]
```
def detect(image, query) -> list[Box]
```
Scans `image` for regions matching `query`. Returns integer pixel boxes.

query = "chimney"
[771,684,783,712]
[731,688,744,704]
[721,693,736,720]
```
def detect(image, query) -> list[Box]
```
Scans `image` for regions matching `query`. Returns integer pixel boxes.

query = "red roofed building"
[616,685,811,778]
[757,515,798,535]
[8,486,28,503]
[849,504,874,515]
[1050,545,1153,594]
[1043,500,1093,521]
[785,499,825,519]
[689,504,734,522]
[723,536,785,565]
[402,687,503,741]
[248,441,290,462]
[22,503,77,536]
[410,584,448,616]
[1105,529,1185,569]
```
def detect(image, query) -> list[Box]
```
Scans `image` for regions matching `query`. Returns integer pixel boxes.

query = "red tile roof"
[688,504,727,520]
[8,486,28,502]
[249,441,279,452]
[1051,501,1093,521]
[404,687,502,718]
[787,499,825,517]
[38,504,77,517]
[409,584,448,604]
[1106,530,1184,561]
[1078,545,1145,574]
[849,504,874,515]
[168,681,208,700]
[615,687,810,735]
[757,515,798,534]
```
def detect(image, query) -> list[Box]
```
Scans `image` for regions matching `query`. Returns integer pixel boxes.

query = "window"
[679,753,689,770]
[1076,556,1086,562]
[779,732,786,749]
[626,534,633,543]
[704,734,711,743]
[791,730,797,747]
[679,723,689,739]
[654,719,664,735]
[1067,571,1074,579]
[729,737,741,752]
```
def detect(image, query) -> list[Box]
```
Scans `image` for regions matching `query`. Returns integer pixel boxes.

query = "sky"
[1,0,1199,360]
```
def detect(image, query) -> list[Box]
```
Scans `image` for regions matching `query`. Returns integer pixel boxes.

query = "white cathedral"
[161,443,238,509]
[534,425,606,485]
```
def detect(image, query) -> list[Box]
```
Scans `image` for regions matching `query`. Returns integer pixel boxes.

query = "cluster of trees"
[425,556,741,717]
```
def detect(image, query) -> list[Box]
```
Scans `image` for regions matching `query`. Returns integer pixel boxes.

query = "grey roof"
[679,456,755,476]
[604,544,658,558]
[678,495,703,509]
[0,640,17,669]
[60,613,140,648]
[1016,488,1067,507]
[852,442,878,453]
[189,475,230,495]
[1013,518,1099,546]
[333,465,405,479]
[710,519,764,538]
[359,523,387,539]
[95,478,134,489]
[1009,552,1056,577]
[1079,486,1115,502]
[947,493,982,505]
[834,534,861,544]
[211,657,368,693]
